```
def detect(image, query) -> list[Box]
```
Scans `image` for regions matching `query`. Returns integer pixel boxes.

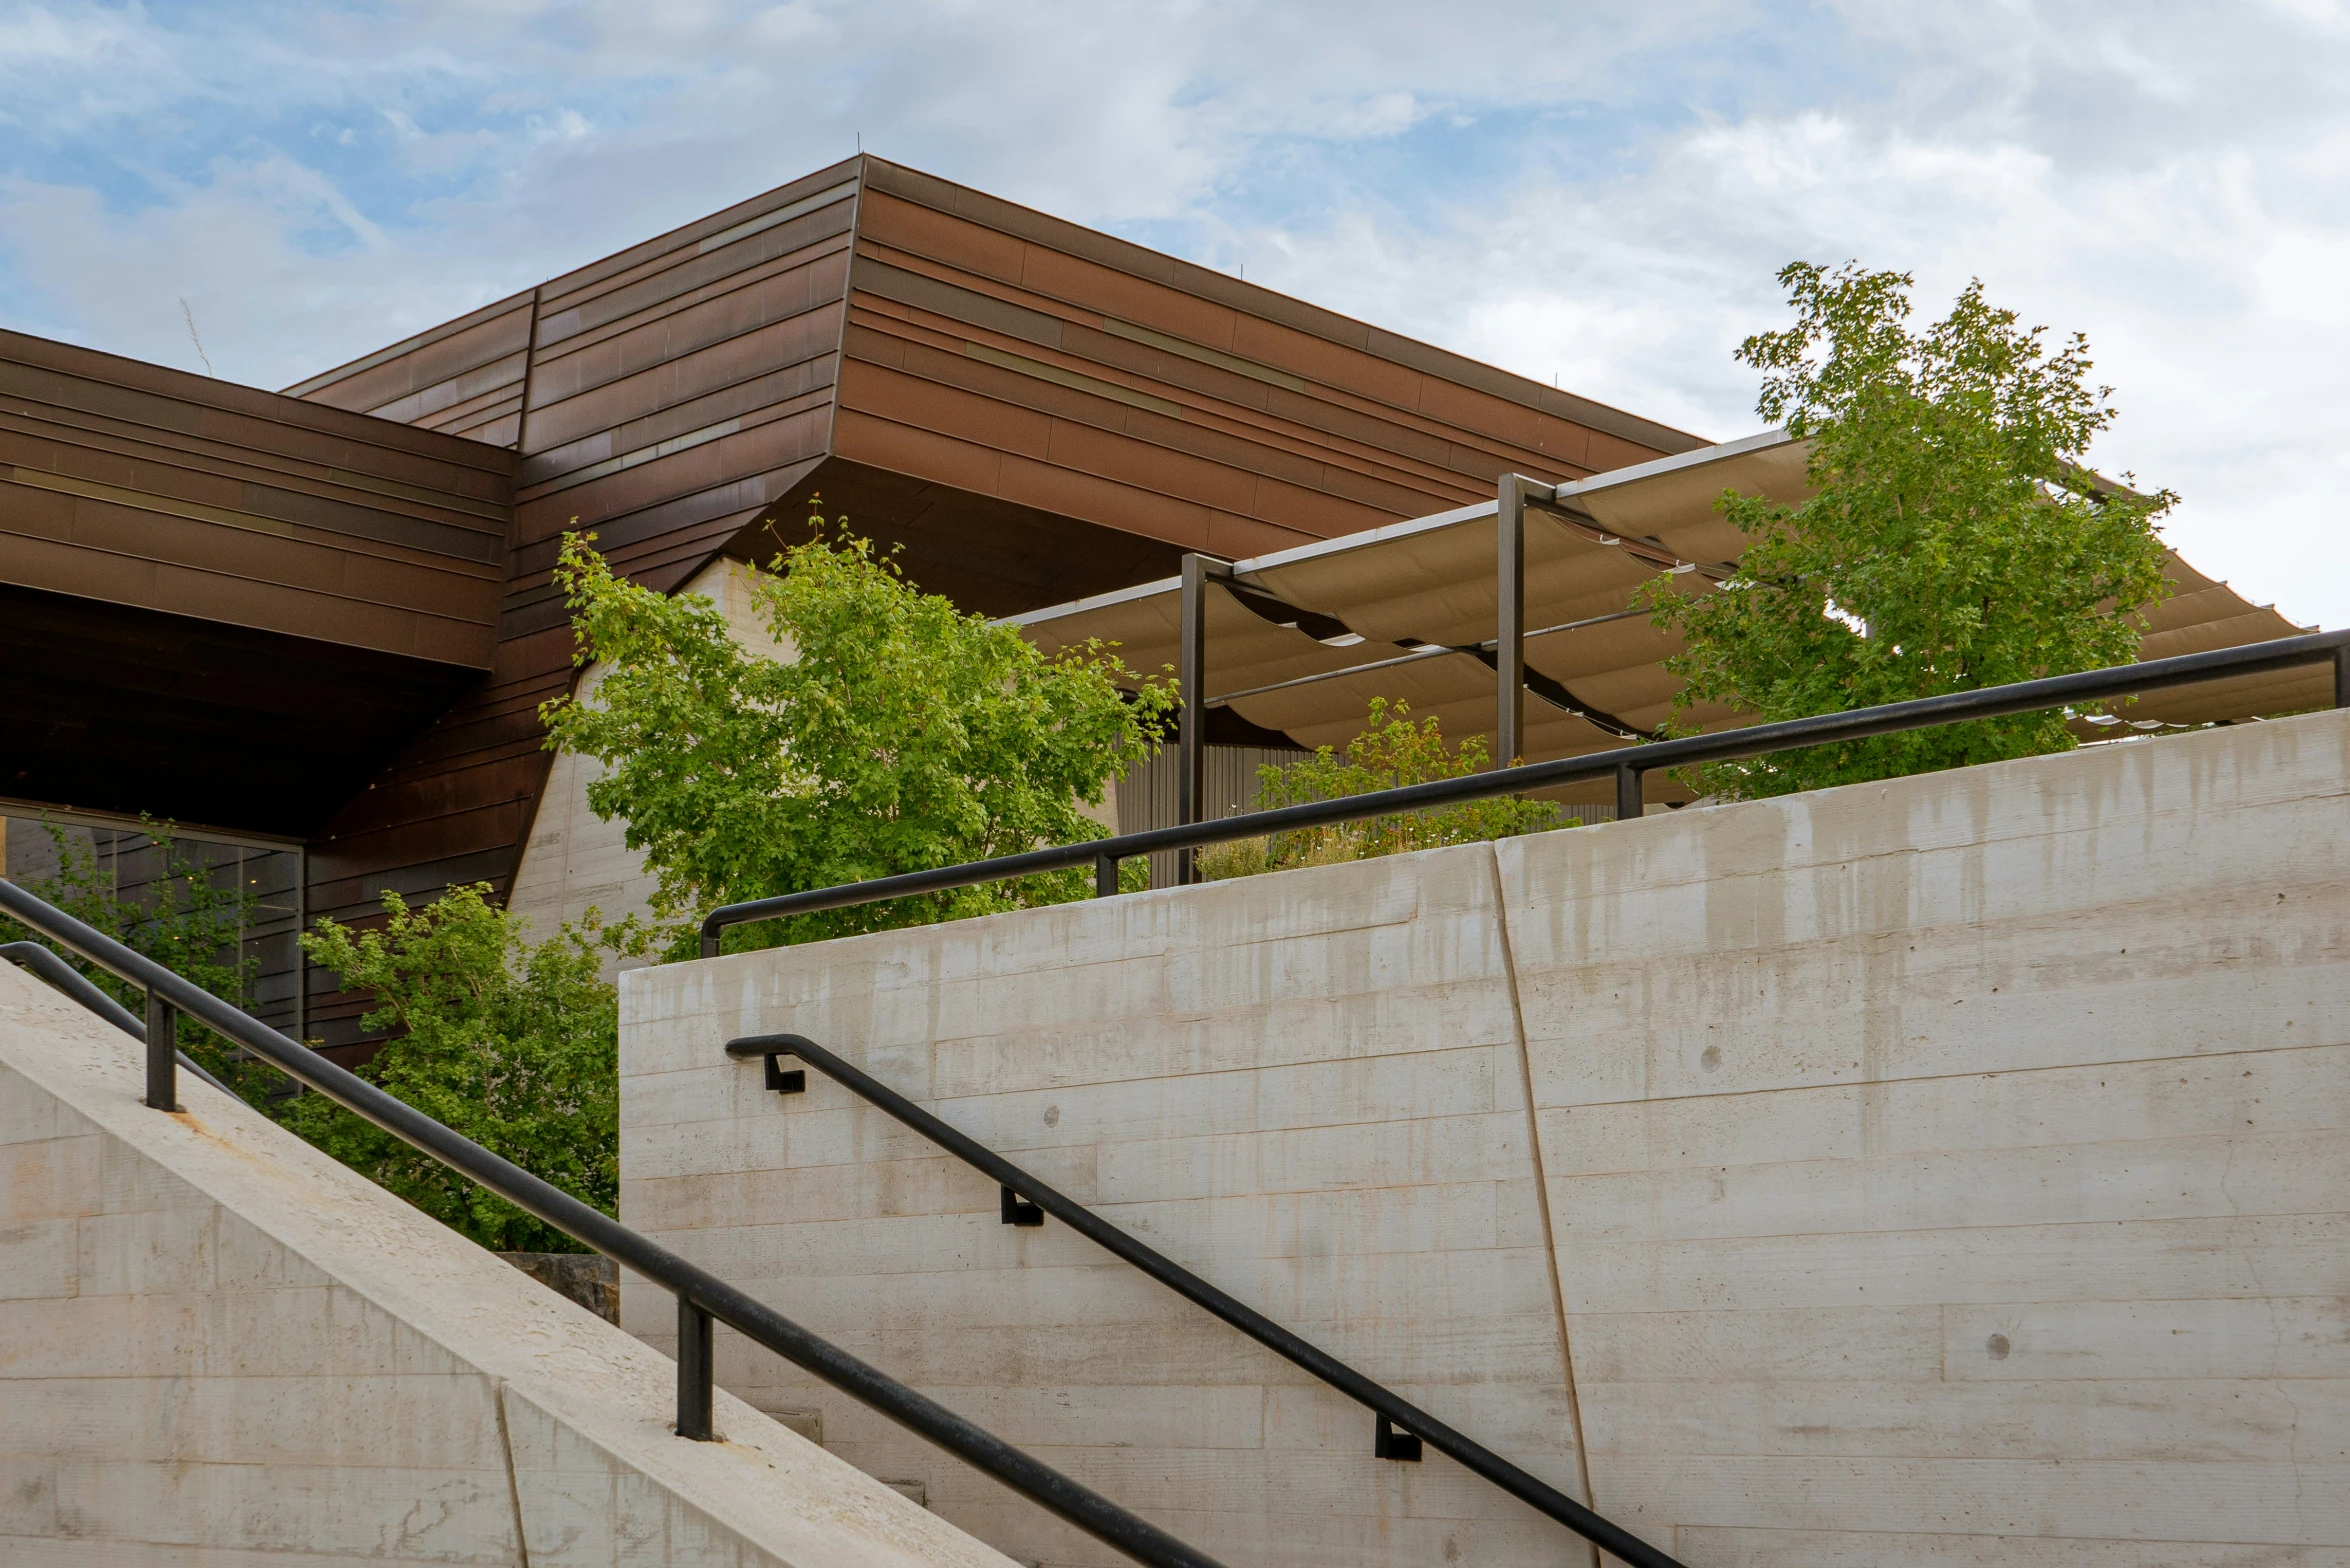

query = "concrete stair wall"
[619,707,2350,1568]
[0,958,1018,1568]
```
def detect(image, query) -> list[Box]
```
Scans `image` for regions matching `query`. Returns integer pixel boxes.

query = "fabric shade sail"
[1012,429,2319,805]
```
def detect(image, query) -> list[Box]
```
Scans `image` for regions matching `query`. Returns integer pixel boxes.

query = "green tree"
[541,514,1176,950]
[0,819,268,1100]
[284,885,645,1253]
[1199,699,1569,879]
[1639,262,2175,799]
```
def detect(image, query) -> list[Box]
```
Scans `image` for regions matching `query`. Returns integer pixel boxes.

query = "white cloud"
[0,0,2345,626]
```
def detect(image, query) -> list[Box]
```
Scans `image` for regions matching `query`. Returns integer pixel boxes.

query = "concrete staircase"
[0,956,1012,1568]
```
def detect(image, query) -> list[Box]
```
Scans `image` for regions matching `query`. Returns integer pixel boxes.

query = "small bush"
[285,885,649,1253]
[1197,699,1573,880]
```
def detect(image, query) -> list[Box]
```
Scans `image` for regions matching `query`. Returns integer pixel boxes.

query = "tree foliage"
[1639,262,2175,798]
[284,885,644,1253]
[1198,699,1569,879]
[541,514,1176,950]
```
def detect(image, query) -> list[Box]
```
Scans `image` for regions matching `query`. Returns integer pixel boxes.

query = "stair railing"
[699,627,2350,953]
[1,940,234,1098]
[0,878,1233,1568]
[726,1030,1691,1568]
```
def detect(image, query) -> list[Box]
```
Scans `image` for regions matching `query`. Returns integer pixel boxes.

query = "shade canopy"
[1012,430,2317,804]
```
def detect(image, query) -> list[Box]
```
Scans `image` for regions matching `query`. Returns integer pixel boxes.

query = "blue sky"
[4,0,2347,628]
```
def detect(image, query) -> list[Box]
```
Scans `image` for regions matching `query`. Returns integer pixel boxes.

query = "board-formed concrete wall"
[0,961,1020,1568]
[618,708,2350,1567]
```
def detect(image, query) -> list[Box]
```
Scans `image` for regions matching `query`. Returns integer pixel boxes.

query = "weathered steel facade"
[272,153,1696,1049]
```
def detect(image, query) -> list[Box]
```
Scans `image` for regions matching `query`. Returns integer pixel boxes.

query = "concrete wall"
[618,709,2350,1567]
[0,960,1019,1568]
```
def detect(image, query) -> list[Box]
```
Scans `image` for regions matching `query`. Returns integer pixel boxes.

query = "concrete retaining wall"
[619,709,2350,1567]
[0,961,1018,1568]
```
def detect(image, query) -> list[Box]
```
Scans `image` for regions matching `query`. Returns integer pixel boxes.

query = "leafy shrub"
[1640,262,2174,798]
[541,515,1175,951]
[1197,699,1571,879]
[284,885,648,1253]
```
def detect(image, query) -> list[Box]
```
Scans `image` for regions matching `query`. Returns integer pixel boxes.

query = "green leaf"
[1641,263,2175,798]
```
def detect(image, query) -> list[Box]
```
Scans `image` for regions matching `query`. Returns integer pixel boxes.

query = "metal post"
[144,986,178,1111]
[677,1296,715,1440]
[1615,764,1643,824]
[1177,553,1215,886]
[2335,644,2349,709]
[1496,476,1535,768]
[1095,853,1119,898]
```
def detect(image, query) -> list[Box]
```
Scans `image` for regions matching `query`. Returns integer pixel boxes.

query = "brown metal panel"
[1238,471,1397,539]
[0,404,509,529]
[525,304,843,453]
[529,242,851,394]
[527,257,844,413]
[516,410,827,530]
[1055,320,1278,412]
[532,157,860,312]
[1015,240,1241,350]
[853,188,1030,288]
[1040,414,1264,516]
[522,365,835,491]
[535,202,856,352]
[3,486,498,651]
[858,157,1701,457]
[835,358,1055,462]
[830,407,1005,503]
[286,290,533,402]
[723,457,1186,618]
[1227,313,1425,410]
[41,490,357,594]
[993,448,1242,555]
[4,329,518,481]
[373,361,529,430]
[1413,375,1562,455]
[353,344,529,426]
[462,412,523,448]
[850,312,1482,508]
[142,560,431,656]
[851,259,1069,353]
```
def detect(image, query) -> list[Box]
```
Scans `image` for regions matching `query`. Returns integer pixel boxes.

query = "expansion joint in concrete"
[1487,842,1599,1558]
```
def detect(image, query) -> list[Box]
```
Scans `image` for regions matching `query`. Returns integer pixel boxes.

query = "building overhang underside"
[1013,430,2322,807]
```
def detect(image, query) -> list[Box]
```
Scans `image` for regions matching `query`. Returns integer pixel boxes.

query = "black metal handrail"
[700,628,2350,953]
[0,941,234,1098]
[0,880,1229,1568]
[726,1031,1690,1568]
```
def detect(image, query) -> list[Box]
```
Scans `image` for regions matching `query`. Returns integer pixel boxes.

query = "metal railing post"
[1177,554,1213,886]
[2335,644,2349,709]
[1496,476,1549,768]
[1615,764,1643,824]
[677,1296,715,1440]
[144,986,178,1111]
[1095,852,1119,898]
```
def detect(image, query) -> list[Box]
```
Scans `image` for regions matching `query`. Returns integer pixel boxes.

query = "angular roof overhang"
[1012,430,2318,800]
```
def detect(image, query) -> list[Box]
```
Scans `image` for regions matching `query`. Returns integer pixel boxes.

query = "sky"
[3,0,2345,628]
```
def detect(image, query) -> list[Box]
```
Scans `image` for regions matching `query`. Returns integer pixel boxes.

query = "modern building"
[0,154,2312,1055]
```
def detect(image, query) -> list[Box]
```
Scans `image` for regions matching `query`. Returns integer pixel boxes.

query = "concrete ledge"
[0,959,1020,1568]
